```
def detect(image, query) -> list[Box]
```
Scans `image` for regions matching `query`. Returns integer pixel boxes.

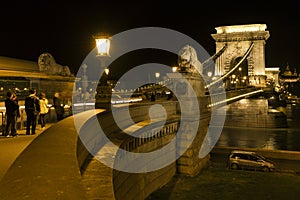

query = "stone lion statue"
[38,52,72,76]
[178,45,203,75]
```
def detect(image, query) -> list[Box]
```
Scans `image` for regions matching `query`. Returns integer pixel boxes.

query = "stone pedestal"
[168,71,211,176]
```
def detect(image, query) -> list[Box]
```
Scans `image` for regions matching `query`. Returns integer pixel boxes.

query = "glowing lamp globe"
[95,37,110,57]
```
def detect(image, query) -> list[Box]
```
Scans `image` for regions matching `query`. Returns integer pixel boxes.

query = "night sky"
[0,1,299,77]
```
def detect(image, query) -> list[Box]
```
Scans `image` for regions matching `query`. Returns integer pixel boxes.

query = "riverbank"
[146,157,300,200]
[147,103,300,199]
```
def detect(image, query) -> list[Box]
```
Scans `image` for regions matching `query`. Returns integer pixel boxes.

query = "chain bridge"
[0,24,277,200]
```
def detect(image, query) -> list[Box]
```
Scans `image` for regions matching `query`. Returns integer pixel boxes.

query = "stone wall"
[79,103,179,200]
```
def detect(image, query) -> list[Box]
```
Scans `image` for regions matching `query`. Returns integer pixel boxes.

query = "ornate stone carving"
[38,52,72,76]
[177,45,203,75]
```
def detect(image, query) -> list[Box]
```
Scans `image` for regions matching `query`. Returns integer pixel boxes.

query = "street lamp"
[93,35,111,77]
[104,68,109,75]
[94,35,111,57]
[207,71,212,78]
[93,34,111,110]
[104,68,110,86]
[231,74,236,89]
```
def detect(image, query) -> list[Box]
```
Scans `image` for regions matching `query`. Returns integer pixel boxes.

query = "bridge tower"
[211,24,270,87]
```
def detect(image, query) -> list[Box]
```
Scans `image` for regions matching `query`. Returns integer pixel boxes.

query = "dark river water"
[216,103,300,151]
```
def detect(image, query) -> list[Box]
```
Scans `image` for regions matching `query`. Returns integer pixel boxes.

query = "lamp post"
[104,68,110,86]
[94,34,111,109]
[94,34,111,77]
[104,68,109,75]
[231,74,236,89]
[238,67,242,87]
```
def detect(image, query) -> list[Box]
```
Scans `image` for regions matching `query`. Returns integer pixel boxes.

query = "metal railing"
[0,107,72,135]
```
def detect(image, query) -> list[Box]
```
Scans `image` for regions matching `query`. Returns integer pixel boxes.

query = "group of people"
[3,89,64,137]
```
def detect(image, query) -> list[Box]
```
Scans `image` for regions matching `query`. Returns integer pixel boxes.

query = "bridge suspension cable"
[202,44,227,68]
[205,42,254,89]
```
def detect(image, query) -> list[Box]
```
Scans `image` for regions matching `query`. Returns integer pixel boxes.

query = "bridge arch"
[211,24,270,88]
[230,56,249,77]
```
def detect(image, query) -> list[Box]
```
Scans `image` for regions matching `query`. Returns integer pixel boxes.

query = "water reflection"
[216,103,300,151]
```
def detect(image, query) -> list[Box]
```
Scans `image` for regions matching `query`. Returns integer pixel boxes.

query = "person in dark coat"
[53,92,64,121]
[4,92,20,137]
[151,92,156,101]
[25,88,40,135]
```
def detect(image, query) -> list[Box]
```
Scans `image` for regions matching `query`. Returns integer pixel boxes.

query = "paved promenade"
[0,123,54,180]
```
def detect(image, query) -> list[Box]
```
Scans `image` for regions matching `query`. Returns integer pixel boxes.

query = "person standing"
[25,88,40,135]
[39,92,49,130]
[53,92,64,121]
[4,92,20,137]
[151,92,156,101]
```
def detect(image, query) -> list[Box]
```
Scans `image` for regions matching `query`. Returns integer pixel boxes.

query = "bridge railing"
[0,106,72,135]
[77,102,180,200]
[207,87,263,108]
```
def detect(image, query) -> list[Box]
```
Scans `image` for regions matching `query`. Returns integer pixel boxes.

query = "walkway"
[0,123,54,180]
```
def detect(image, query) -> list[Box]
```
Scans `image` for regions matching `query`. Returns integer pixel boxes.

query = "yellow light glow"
[172,66,177,72]
[207,71,212,77]
[265,67,280,71]
[155,72,160,78]
[95,38,110,56]
[215,24,267,34]
[105,68,109,75]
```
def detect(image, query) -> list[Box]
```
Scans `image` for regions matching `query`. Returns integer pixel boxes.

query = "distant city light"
[172,66,177,72]
[207,71,212,77]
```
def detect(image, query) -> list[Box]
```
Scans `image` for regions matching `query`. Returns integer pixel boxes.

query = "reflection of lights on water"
[215,133,229,147]
[236,140,248,147]
[262,137,276,150]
